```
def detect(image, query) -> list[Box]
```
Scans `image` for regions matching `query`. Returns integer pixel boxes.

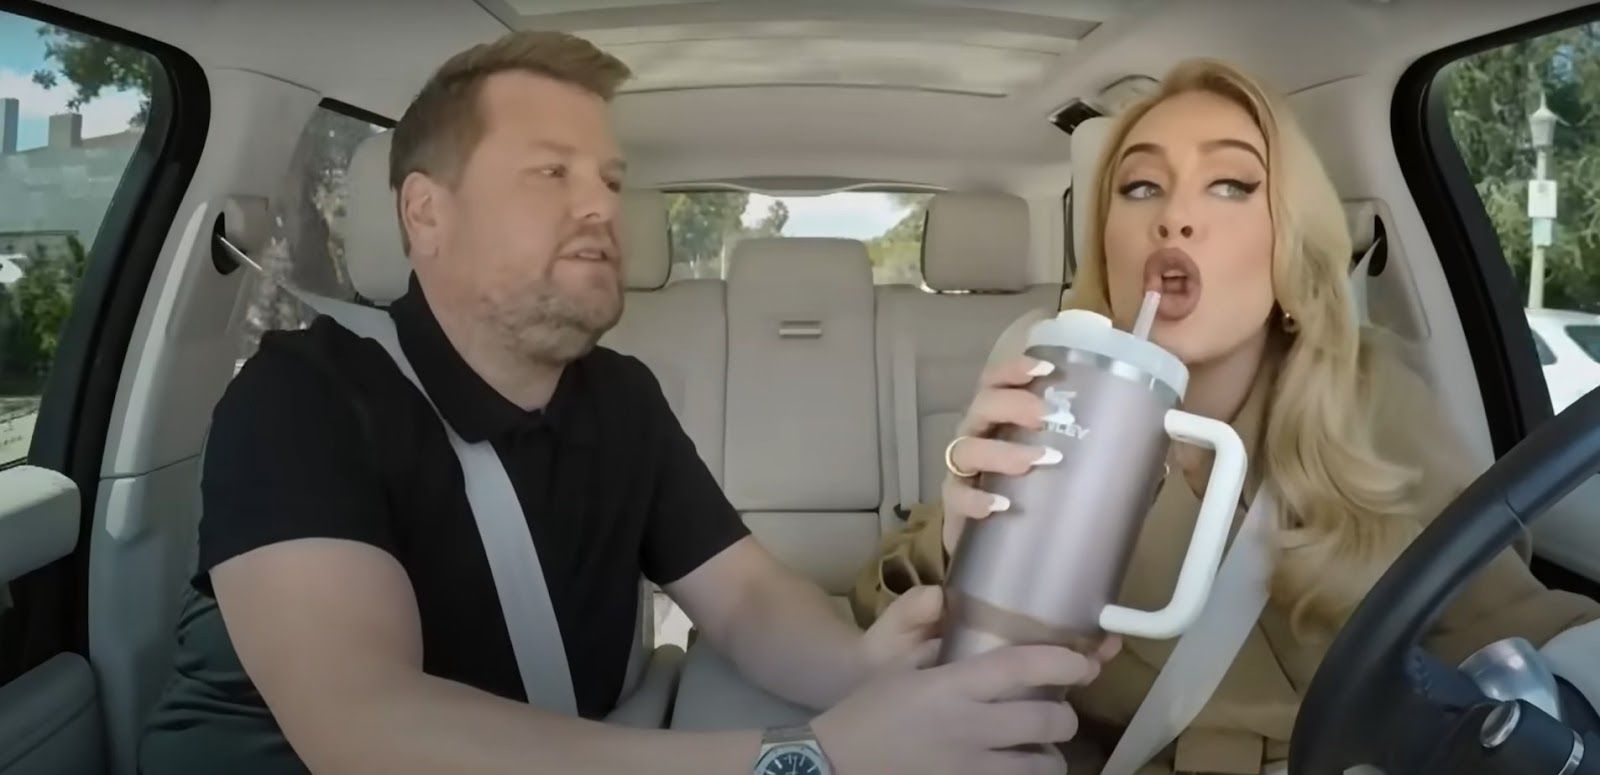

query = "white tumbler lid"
[1026,309,1189,398]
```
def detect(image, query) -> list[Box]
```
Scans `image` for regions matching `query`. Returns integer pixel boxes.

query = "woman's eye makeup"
[1117,179,1162,200]
[1208,178,1262,199]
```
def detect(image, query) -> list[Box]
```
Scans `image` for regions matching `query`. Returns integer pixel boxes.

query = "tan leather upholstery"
[723,238,880,512]
[921,191,1030,292]
[671,238,882,730]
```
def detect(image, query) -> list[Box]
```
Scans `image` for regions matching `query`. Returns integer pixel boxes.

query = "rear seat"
[601,190,727,483]
[670,237,880,730]
[876,192,1060,512]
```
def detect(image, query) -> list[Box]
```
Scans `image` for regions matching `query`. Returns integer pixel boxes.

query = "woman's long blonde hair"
[1066,60,1419,635]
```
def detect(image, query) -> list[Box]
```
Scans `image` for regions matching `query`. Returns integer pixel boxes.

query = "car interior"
[4,0,1600,773]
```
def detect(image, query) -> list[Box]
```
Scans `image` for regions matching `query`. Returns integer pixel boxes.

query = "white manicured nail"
[989,495,1011,513]
[1033,447,1063,466]
[1027,360,1056,377]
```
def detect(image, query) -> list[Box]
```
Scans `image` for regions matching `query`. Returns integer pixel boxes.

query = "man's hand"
[813,643,1103,775]
[859,585,944,674]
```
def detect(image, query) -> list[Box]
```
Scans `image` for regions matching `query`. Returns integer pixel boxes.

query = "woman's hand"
[942,356,1062,554]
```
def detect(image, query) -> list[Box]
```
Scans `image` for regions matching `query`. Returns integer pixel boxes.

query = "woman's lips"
[1142,248,1201,321]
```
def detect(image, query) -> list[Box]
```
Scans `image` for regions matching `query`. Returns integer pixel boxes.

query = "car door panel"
[0,466,101,775]
[0,654,104,775]
[0,468,79,584]
[89,458,204,774]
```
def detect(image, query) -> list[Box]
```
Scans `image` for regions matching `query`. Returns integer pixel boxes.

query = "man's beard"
[487,277,623,365]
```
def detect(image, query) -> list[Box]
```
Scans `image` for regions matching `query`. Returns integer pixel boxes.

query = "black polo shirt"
[139,276,748,774]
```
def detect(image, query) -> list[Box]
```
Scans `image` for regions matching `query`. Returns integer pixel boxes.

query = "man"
[140,31,1100,774]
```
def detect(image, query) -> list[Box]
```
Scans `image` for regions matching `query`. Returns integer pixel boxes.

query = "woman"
[852,59,1600,774]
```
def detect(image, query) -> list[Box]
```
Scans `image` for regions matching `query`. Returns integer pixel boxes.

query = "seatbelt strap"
[1103,485,1277,775]
[1349,237,1382,325]
[286,288,580,715]
[892,301,923,510]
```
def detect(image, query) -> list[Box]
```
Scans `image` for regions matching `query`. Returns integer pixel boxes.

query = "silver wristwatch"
[753,723,833,775]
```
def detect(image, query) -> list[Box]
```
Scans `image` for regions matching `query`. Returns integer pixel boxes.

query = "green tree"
[0,283,31,394]
[747,200,789,238]
[865,193,931,284]
[31,25,156,125]
[1442,24,1600,312]
[7,238,87,382]
[665,192,749,278]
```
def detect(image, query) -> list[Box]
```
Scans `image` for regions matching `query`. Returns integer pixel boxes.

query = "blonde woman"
[852,59,1600,774]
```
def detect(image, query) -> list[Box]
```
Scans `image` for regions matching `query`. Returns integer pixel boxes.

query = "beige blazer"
[851,311,1600,774]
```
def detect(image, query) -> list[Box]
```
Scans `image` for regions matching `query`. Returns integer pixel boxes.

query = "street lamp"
[1528,93,1560,309]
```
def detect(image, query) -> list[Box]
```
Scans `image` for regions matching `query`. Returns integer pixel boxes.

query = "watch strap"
[762,723,818,746]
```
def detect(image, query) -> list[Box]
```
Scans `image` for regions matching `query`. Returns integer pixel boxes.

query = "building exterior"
[0,97,142,260]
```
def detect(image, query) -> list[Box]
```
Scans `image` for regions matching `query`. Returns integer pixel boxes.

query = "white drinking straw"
[1133,290,1161,340]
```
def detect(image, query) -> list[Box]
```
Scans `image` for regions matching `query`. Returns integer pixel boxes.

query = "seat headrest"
[345,131,410,304]
[1070,117,1114,265]
[343,131,672,300]
[921,192,1030,292]
[621,189,670,290]
[730,237,871,288]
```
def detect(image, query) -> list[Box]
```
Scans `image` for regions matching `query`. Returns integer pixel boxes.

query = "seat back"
[877,191,1059,510]
[723,238,881,594]
[601,191,728,482]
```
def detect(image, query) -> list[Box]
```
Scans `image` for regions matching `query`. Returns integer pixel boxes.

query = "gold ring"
[945,435,979,479]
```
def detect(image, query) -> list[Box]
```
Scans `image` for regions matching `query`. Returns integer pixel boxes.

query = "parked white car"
[1526,308,1600,412]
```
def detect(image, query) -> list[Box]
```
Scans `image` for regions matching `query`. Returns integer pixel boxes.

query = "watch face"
[757,745,826,775]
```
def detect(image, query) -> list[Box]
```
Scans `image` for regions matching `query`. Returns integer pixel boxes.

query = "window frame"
[1392,3,1600,456]
[0,0,209,677]
[319,98,396,133]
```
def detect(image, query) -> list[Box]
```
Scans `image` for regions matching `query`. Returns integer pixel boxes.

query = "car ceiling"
[40,0,1600,175]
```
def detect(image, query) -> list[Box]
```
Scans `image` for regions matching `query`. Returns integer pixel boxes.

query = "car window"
[665,191,932,285]
[1439,21,1600,410]
[0,12,163,468]
[1565,324,1600,363]
[235,104,386,366]
[0,4,183,686]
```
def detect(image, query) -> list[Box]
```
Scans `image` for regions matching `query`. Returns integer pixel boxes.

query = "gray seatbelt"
[1105,239,1389,772]
[1102,485,1276,775]
[214,223,596,715]
[289,290,579,715]
[892,302,923,508]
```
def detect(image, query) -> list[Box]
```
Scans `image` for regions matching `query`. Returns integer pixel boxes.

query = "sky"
[742,192,916,240]
[0,12,143,151]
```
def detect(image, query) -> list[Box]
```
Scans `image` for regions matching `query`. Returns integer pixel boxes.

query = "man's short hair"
[388,31,631,251]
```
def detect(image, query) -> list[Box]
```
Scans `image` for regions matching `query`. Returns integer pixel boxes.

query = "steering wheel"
[1290,384,1600,774]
